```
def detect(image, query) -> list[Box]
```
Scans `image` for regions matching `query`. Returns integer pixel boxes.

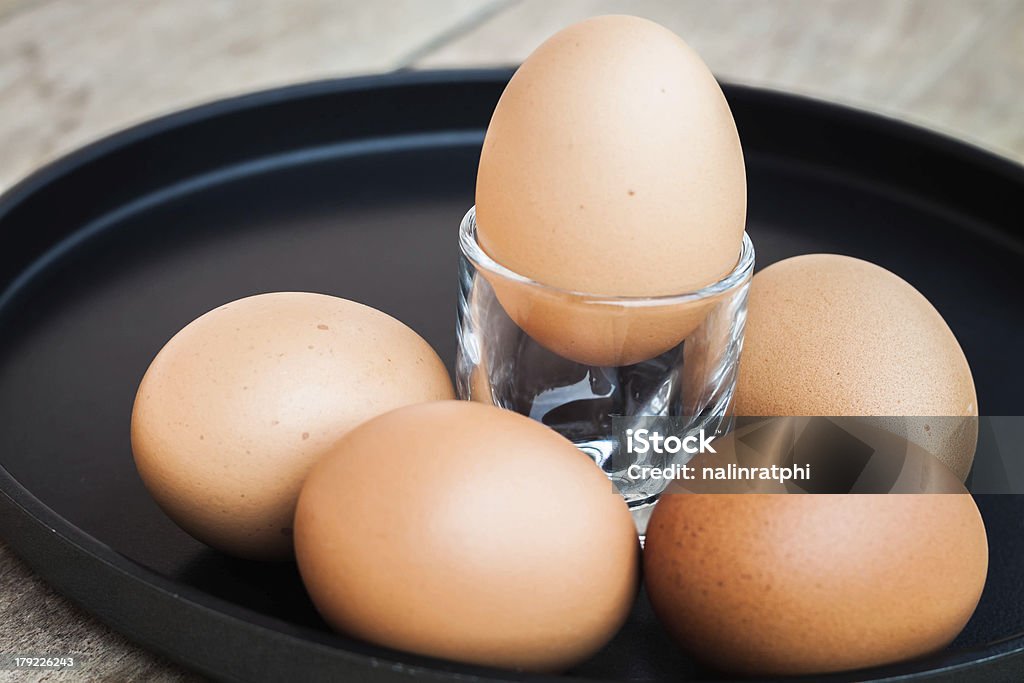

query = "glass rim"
[459,206,755,306]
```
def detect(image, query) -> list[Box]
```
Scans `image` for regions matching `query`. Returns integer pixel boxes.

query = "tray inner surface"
[0,77,1022,681]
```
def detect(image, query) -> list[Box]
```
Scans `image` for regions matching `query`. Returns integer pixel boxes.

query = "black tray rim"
[0,68,1022,683]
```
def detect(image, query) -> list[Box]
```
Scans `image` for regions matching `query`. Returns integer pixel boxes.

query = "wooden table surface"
[1,1,1021,680]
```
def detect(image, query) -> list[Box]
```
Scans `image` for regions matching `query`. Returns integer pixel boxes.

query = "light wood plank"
[0,0,499,191]
[901,1,1024,159]
[417,0,1023,161]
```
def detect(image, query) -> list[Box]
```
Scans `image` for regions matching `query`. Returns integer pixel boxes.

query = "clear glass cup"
[456,206,754,517]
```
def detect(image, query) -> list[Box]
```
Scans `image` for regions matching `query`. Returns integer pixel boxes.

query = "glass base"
[455,206,753,526]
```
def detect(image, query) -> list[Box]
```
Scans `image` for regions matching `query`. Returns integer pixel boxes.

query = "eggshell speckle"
[131,292,454,560]
[644,493,988,676]
[294,401,639,672]
[735,254,978,479]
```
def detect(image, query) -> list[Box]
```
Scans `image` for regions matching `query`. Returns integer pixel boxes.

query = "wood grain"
[418,0,1024,160]
[0,0,501,192]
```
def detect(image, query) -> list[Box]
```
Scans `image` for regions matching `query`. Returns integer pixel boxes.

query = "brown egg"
[131,292,453,560]
[735,254,978,480]
[294,401,639,672]
[475,15,746,365]
[644,494,988,676]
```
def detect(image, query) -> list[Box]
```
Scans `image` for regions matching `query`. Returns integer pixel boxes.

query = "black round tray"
[0,70,1022,683]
